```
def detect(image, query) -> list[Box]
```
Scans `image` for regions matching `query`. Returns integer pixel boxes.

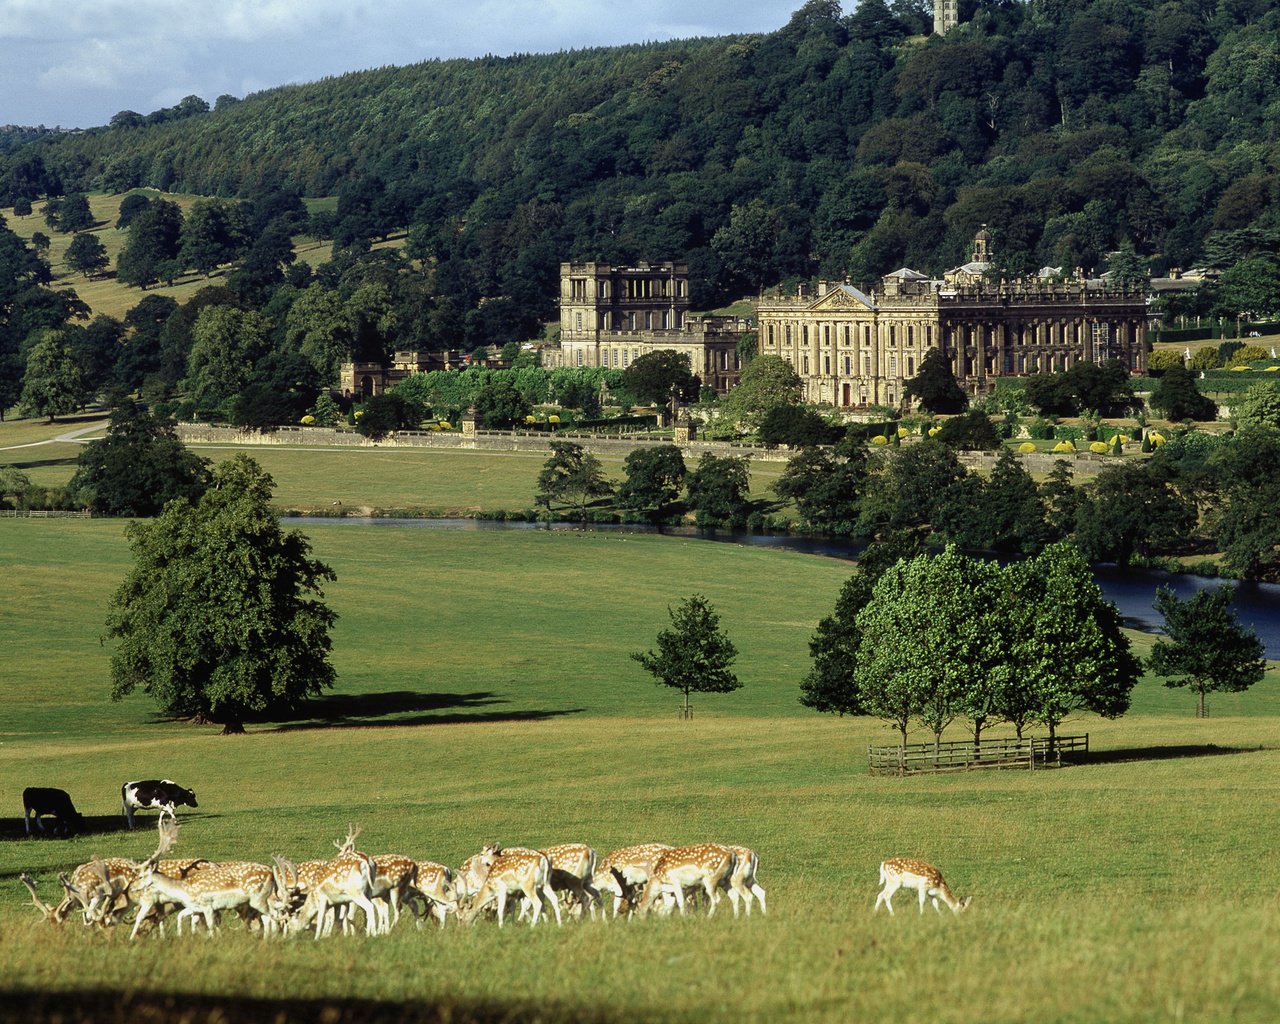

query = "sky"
[0,0,820,130]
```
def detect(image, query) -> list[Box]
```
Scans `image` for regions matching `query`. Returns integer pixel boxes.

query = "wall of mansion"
[757,272,1148,410]
[545,260,747,394]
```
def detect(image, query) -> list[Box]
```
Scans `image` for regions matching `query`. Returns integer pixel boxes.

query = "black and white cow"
[121,779,198,830]
[23,787,84,836]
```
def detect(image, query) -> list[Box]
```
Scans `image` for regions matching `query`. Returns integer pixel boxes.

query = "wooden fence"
[867,735,1089,776]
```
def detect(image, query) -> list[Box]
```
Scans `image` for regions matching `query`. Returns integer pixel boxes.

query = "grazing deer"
[592,843,672,918]
[47,858,137,927]
[129,821,281,938]
[277,826,379,939]
[636,844,737,918]
[456,843,501,905]
[874,857,971,916]
[459,847,561,928]
[538,843,601,921]
[410,861,459,928]
[721,845,767,917]
[369,854,418,934]
[19,874,65,925]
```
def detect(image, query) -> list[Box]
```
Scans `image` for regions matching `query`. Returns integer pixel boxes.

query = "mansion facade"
[544,261,746,394]
[756,230,1149,410]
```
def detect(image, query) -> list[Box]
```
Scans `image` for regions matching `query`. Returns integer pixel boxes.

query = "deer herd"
[18,821,782,939]
[19,818,975,937]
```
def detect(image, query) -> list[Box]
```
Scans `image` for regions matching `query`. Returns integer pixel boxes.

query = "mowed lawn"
[1,521,1279,1023]
[0,415,790,514]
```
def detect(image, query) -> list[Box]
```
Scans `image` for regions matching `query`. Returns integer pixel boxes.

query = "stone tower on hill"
[934,0,959,35]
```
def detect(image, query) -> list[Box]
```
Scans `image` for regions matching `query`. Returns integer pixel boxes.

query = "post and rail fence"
[867,734,1089,776]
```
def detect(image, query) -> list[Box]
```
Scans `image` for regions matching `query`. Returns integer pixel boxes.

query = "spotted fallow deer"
[723,845,767,917]
[459,847,561,928]
[277,827,379,939]
[456,843,501,905]
[410,861,459,928]
[538,843,601,920]
[635,843,737,918]
[874,857,971,916]
[591,843,671,918]
[369,854,418,934]
[129,822,281,938]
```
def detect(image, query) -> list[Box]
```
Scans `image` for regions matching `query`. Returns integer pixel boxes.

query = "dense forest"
[3,0,1279,315]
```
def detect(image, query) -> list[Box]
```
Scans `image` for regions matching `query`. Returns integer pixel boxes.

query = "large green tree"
[116,199,184,289]
[904,348,967,414]
[774,442,868,531]
[631,593,740,719]
[69,405,210,516]
[720,355,803,429]
[1002,543,1141,749]
[620,350,699,407]
[104,455,338,734]
[1149,365,1217,421]
[616,444,686,525]
[853,547,1005,753]
[1148,585,1266,718]
[685,452,752,528]
[183,306,272,414]
[64,232,109,277]
[19,329,88,421]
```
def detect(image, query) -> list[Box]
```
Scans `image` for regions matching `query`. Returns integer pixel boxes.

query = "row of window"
[765,321,1124,348]
[566,277,688,301]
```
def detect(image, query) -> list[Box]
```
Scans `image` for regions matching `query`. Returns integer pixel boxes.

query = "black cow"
[23,787,84,836]
[121,779,198,829]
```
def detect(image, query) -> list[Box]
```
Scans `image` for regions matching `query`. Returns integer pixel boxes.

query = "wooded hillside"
[3,0,1279,312]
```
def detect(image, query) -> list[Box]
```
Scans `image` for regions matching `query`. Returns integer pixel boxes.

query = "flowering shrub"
[1053,440,1076,453]
[872,434,888,445]
[1149,432,1166,446]
[927,426,941,437]
[300,415,316,426]
[1018,442,1037,453]
[438,421,452,430]
[1090,441,1110,454]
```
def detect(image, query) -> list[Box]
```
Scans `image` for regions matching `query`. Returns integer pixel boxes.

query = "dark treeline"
[3,0,1279,316]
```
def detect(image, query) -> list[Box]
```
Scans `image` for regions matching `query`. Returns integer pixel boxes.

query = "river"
[286,517,1280,658]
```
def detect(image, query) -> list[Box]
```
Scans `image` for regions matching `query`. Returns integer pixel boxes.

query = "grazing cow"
[22,788,84,836]
[121,780,198,829]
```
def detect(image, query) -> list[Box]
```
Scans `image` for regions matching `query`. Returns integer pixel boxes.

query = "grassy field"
[0,416,789,513]
[1,517,1279,1023]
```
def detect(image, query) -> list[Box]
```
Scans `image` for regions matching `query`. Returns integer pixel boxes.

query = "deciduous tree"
[535,440,614,518]
[69,405,210,516]
[1148,585,1266,717]
[105,455,338,734]
[64,232,109,277]
[616,444,686,525]
[904,347,967,414]
[631,594,740,719]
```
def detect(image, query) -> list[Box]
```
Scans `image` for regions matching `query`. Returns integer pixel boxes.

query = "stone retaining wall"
[176,424,1117,475]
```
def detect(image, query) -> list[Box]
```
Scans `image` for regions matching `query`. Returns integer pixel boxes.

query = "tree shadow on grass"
[263,690,585,732]
[0,812,218,843]
[0,990,645,1024]
[1074,743,1263,766]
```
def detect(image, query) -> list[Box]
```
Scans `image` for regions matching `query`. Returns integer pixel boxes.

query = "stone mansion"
[755,229,1149,409]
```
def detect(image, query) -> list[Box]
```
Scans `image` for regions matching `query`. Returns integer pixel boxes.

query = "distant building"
[755,229,1149,409]
[545,261,747,394]
[339,349,469,399]
[934,0,959,35]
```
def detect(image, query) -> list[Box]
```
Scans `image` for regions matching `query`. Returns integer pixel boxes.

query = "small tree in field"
[1148,585,1266,717]
[535,440,613,519]
[632,594,740,719]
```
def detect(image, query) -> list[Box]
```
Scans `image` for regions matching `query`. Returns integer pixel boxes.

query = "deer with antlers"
[128,820,283,938]
[458,847,561,928]
[275,825,379,939]
[874,857,971,916]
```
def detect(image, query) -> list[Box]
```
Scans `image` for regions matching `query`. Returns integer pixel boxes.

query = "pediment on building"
[811,284,876,312]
